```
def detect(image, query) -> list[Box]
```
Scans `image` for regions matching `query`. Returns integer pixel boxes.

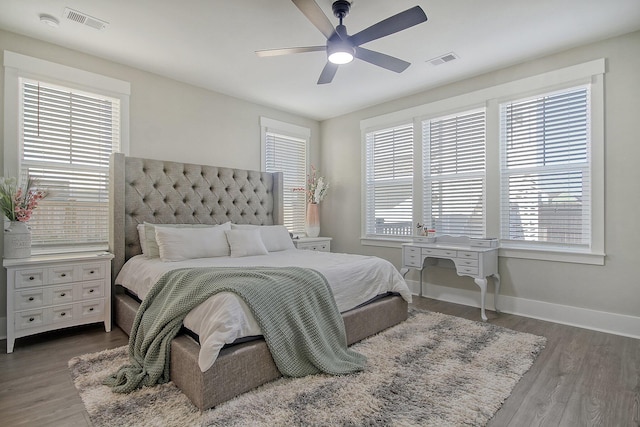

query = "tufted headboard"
[109,153,283,280]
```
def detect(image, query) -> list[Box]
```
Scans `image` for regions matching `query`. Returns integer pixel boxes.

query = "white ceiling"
[1,0,640,121]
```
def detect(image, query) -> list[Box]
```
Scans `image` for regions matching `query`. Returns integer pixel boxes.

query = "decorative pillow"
[155,224,232,262]
[230,224,295,252]
[137,224,147,255]
[143,222,229,258]
[225,229,269,258]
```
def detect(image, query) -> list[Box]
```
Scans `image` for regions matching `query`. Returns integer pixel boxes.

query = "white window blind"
[20,78,120,250]
[264,131,307,234]
[422,109,486,237]
[500,85,591,248]
[365,124,414,237]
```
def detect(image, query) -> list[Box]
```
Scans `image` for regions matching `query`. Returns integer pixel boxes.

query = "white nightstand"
[293,237,332,252]
[4,251,114,353]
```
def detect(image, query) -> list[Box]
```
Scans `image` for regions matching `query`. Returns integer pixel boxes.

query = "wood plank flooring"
[1,297,638,426]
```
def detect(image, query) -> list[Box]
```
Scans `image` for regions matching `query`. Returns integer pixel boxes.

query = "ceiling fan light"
[328,51,353,64]
[327,40,355,65]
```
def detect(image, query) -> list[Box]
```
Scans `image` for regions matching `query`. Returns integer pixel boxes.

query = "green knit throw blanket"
[104,267,366,393]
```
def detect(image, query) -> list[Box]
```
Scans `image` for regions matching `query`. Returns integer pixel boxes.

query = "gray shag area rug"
[69,309,546,426]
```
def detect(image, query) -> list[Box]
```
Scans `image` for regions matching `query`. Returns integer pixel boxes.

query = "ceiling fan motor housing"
[332,1,351,19]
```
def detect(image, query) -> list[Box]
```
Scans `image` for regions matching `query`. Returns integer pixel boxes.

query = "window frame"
[3,51,130,254]
[360,59,605,265]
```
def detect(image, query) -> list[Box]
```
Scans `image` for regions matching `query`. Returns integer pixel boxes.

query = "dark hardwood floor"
[1,297,638,426]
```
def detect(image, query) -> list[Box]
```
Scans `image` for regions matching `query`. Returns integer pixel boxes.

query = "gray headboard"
[109,153,283,279]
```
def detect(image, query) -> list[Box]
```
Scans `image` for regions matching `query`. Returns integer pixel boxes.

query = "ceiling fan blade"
[354,47,410,73]
[292,0,337,40]
[350,6,427,47]
[317,62,339,84]
[256,46,326,57]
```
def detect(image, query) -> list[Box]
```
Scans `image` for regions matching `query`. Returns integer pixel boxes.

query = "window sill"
[361,237,605,265]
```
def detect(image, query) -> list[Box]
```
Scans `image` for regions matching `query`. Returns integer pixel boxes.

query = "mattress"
[116,249,412,371]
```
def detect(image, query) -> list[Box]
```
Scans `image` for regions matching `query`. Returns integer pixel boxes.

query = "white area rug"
[69,309,546,426]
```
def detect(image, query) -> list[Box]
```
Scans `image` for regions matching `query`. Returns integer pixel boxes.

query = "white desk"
[401,237,500,321]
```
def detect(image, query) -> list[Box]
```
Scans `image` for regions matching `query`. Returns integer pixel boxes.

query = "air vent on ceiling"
[63,7,108,30]
[428,52,458,66]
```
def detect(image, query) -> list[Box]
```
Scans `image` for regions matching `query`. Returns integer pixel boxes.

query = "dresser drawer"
[52,284,74,305]
[15,309,45,330]
[14,269,45,288]
[49,265,76,284]
[77,299,105,318]
[79,263,106,281]
[15,289,45,310]
[76,281,105,300]
[51,304,74,323]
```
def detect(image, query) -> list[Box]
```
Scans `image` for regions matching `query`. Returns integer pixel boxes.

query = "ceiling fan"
[256,0,428,84]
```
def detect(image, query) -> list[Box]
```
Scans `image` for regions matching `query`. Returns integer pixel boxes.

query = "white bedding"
[116,249,412,372]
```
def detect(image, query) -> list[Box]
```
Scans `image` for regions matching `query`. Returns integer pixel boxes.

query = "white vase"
[305,203,320,237]
[4,221,31,258]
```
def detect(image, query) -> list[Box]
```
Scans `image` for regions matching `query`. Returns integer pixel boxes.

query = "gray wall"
[0,29,320,322]
[320,30,640,320]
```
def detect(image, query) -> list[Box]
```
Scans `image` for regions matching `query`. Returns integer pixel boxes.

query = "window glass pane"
[20,79,120,250]
[365,124,413,237]
[423,109,486,237]
[264,131,307,234]
[500,86,590,247]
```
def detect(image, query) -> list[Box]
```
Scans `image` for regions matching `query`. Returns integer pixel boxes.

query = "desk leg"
[474,277,488,322]
[492,273,501,313]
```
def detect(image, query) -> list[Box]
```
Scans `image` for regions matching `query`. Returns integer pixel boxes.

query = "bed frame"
[109,153,408,410]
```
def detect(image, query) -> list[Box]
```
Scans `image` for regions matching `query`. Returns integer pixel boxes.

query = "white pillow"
[230,224,294,252]
[155,223,231,262]
[142,222,229,258]
[225,229,269,258]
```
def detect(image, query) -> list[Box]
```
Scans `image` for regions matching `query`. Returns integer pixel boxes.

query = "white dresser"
[4,252,114,353]
[293,237,332,252]
[401,236,500,321]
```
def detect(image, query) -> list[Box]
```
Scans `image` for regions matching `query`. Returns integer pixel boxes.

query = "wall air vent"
[428,52,459,66]
[63,7,108,30]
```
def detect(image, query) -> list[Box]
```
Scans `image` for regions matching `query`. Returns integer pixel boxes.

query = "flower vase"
[305,203,320,237]
[4,221,31,258]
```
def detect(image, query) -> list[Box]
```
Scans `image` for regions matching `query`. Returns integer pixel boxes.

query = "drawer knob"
[29,317,34,322]
[89,307,94,312]
[89,289,95,293]
[60,273,66,277]
[29,276,34,281]
[90,270,95,274]
[28,296,34,301]
[60,312,66,317]
[60,293,66,297]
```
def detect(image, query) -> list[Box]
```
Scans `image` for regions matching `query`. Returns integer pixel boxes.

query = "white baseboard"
[407,279,640,340]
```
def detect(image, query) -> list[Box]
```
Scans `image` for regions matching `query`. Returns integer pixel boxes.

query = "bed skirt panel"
[113,291,408,410]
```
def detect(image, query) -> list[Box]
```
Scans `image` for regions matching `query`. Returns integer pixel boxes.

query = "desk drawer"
[457,266,479,276]
[422,248,456,258]
[403,253,422,267]
[457,251,479,260]
[455,258,479,268]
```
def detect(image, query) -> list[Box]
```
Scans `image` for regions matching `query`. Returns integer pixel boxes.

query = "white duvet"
[116,249,412,372]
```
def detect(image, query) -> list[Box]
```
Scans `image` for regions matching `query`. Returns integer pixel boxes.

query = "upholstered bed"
[109,153,409,410]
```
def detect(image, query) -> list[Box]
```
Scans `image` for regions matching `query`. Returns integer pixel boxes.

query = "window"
[4,51,130,253]
[500,86,591,249]
[364,124,414,238]
[261,117,309,235]
[423,109,486,237]
[360,59,604,263]
[20,79,121,250]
